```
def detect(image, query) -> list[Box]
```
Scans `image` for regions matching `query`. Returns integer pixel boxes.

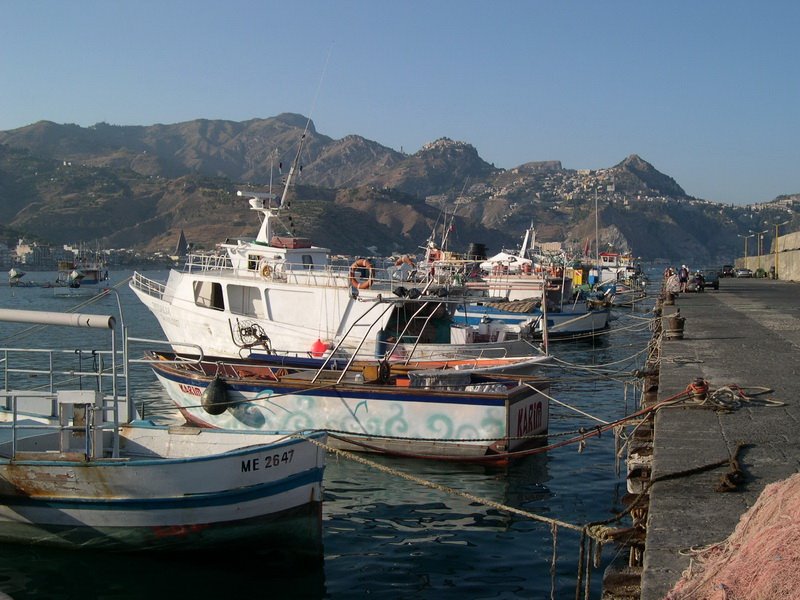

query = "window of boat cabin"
[302,254,313,269]
[193,280,225,311]
[227,284,264,318]
[247,254,263,271]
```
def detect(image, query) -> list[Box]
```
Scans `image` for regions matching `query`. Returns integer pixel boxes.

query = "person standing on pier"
[678,265,689,292]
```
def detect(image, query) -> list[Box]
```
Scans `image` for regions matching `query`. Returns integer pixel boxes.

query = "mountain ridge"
[0,116,796,264]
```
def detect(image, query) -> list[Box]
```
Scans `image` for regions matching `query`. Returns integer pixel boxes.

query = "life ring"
[260,263,272,278]
[395,255,415,268]
[349,258,374,289]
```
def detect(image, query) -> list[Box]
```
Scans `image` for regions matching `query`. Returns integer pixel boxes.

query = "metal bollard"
[665,309,685,340]
[664,291,675,306]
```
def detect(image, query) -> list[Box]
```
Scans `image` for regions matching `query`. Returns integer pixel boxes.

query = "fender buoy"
[394,255,415,268]
[260,263,272,278]
[201,374,229,415]
[349,258,374,289]
[310,338,328,358]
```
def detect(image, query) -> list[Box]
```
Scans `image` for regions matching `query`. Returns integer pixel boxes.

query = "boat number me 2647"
[241,450,295,472]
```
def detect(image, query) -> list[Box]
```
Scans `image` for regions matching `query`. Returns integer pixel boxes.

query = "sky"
[1,1,798,205]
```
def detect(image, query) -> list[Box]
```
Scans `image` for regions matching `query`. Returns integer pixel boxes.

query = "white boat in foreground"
[0,308,326,553]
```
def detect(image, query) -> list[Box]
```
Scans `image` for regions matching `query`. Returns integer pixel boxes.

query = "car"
[735,268,753,278]
[686,268,720,292]
[721,265,735,277]
[701,268,720,290]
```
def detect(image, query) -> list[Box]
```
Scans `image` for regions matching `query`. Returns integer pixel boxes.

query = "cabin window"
[247,254,262,271]
[302,255,313,269]
[193,281,225,311]
[227,284,264,318]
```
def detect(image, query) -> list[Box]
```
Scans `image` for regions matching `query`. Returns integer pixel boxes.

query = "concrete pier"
[640,277,800,599]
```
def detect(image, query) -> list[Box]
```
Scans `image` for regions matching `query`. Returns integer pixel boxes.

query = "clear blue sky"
[1,1,798,204]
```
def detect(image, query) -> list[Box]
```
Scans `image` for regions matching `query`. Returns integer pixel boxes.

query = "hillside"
[0,116,797,263]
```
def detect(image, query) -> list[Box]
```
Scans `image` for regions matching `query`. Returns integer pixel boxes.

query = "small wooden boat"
[148,350,550,460]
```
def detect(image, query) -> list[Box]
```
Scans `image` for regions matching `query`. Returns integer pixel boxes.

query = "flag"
[583,238,590,256]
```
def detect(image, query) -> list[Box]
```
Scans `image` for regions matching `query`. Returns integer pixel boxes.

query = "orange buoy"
[311,339,328,358]
[349,258,374,289]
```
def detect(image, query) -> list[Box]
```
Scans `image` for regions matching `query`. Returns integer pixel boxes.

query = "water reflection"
[0,543,325,600]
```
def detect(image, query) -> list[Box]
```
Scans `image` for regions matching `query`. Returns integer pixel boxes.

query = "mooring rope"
[301,433,585,531]
[525,382,610,425]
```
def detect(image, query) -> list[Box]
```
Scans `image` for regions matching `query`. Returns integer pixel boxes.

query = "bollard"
[688,377,708,401]
[664,291,675,306]
[665,309,685,340]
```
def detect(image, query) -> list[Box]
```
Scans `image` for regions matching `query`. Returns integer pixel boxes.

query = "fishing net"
[664,472,800,599]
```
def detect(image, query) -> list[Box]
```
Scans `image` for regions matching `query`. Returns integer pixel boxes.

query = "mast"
[241,50,331,245]
[594,186,600,283]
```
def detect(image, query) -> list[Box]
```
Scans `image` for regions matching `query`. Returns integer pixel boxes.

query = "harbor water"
[0,270,655,599]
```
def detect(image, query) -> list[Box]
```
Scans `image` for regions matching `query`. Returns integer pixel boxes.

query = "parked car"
[686,269,720,292]
[721,265,735,277]
[702,269,720,290]
[735,268,753,278]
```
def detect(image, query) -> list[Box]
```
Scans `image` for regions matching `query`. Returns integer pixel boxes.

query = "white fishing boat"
[147,350,550,461]
[471,226,573,302]
[46,251,110,295]
[0,308,326,553]
[129,133,543,365]
[595,251,642,284]
[453,298,611,340]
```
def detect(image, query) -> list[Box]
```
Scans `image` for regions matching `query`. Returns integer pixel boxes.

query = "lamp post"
[773,220,791,279]
[738,233,755,265]
[752,229,768,273]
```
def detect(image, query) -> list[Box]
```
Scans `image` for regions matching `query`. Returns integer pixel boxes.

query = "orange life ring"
[349,258,374,289]
[394,255,415,268]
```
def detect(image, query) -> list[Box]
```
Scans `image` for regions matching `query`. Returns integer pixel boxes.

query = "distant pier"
[635,278,800,598]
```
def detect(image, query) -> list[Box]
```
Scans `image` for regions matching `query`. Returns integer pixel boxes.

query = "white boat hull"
[152,365,549,459]
[0,426,326,552]
[454,303,610,338]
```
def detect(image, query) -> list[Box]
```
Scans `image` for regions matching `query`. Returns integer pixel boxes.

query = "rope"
[301,433,585,531]
[525,382,610,425]
[550,523,559,600]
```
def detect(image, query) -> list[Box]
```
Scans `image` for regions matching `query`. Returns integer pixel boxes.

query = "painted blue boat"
[148,350,550,460]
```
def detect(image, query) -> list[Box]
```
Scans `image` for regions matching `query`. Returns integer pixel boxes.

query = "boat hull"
[151,362,549,459]
[454,303,610,338]
[0,426,326,553]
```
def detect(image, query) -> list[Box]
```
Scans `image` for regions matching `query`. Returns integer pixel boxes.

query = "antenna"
[440,178,469,250]
[279,45,333,210]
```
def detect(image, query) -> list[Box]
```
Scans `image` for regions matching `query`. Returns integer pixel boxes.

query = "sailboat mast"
[595,186,600,281]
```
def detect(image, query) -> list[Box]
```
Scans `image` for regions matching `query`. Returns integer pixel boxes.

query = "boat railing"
[177,252,467,295]
[130,271,167,300]
[184,253,233,273]
[0,309,127,459]
[0,308,208,459]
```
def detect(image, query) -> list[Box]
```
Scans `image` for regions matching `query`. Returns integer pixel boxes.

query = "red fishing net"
[665,472,800,599]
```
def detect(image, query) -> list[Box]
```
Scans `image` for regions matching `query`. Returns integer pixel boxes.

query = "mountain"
[0,116,797,264]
